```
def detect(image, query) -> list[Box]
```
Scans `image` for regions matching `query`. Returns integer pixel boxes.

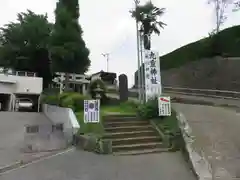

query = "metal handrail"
[163,86,240,94]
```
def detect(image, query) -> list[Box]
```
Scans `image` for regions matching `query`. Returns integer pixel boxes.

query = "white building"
[0,68,43,112]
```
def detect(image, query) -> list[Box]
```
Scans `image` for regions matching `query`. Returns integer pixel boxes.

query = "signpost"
[84,100,100,123]
[144,50,162,101]
[158,96,171,116]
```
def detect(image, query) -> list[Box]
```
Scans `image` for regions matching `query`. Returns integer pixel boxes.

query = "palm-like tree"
[131,1,166,50]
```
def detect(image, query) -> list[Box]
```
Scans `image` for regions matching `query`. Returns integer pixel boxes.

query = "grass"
[152,109,183,150]
[75,101,138,136]
[75,111,104,136]
[152,110,179,134]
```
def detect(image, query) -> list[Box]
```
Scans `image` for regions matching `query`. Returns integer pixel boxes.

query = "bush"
[137,97,159,119]
[42,92,91,112]
[41,94,60,105]
[59,92,91,112]
[88,79,108,104]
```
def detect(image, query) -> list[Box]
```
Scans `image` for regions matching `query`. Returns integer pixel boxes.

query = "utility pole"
[134,0,142,103]
[102,53,110,72]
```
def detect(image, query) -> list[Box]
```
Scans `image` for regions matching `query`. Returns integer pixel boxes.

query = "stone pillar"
[82,84,86,95]
[118,74,128,102]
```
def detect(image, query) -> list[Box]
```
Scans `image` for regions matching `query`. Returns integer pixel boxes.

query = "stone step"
[112,142,164,152]
[104,120,149,128]
[113,147,170,156]
[104,125,152,133]
[103,130,158,139]
[109,136,161,146]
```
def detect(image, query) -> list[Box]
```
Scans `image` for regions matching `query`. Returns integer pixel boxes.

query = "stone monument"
[118,74,128,102]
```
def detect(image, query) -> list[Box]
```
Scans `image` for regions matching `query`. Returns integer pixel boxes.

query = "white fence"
[42,104,80,144]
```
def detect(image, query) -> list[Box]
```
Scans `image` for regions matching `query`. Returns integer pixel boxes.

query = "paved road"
[0,149,196,180]
[173,103,240,180]
[0,112,51,167]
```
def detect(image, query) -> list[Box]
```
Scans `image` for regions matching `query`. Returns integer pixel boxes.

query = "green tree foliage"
[0,10,53,88]
[130,1,166,50]
[50,0,90,89]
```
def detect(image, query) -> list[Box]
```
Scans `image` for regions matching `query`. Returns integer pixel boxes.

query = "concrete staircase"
[103,115,168,155]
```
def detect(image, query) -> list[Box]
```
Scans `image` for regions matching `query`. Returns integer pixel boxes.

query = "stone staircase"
[103,115,168,155]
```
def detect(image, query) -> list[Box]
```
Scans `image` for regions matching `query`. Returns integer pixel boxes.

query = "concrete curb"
[176,112,213,180]
[0,162,22,174]
[0,147,73,174]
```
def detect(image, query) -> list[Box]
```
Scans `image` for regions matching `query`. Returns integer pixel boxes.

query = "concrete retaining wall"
[24,124,67,152]
[42,104,80,144]
[161,57,240,91]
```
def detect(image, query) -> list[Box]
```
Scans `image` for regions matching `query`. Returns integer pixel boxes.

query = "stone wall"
[161,57,240,91]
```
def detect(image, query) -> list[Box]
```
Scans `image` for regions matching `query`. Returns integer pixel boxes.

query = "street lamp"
[102,53,110,72]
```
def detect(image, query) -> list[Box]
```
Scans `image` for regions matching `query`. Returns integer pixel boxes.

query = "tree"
[130,1,166,50]
[50,0,90,90]
[208,0,234,34]
[0,10,53,88]
[233,1,240,10]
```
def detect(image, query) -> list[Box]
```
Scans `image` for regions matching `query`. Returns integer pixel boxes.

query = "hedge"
[42,92,91,112]
[160,25,240,70]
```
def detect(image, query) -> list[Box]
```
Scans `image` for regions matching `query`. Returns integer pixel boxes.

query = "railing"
[0,70,36,77]
[163,87,240,99]
[127,87,240,99]
[15,71,36,77]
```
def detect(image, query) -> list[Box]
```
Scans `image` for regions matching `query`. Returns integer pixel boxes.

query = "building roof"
[91,70,117,79]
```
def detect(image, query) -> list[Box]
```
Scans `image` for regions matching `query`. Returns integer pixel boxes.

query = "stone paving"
[0,149,196,180]
[173,103,240,180]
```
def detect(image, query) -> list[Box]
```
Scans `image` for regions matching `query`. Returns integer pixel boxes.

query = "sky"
[0,0,240,87]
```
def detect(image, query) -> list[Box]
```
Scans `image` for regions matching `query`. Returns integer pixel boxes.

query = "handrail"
[129,87,240,99]
[163,86,240,94]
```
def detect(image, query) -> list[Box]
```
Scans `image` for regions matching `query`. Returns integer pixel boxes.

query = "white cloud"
[1,0,240,87]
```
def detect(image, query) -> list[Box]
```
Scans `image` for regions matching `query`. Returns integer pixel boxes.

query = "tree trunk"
[144,34,151,50]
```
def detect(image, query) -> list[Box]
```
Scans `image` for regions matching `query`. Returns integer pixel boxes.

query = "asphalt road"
[173,103,240,179]
[0,149,196,180]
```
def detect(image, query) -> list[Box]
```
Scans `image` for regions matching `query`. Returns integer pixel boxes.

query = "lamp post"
[102,53,110,72]
[134,0,142,103]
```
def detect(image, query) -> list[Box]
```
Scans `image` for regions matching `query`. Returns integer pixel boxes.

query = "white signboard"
[158,96,171,116]
[144,50,162,101]
[84,100,100,123]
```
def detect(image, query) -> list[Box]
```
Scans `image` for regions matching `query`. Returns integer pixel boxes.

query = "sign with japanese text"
[84,100,100,123]
[144,50,162,101]
[158,96,171,116]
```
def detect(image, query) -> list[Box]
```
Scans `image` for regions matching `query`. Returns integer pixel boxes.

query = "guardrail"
[163,87,240,99]
[128,87,240,99]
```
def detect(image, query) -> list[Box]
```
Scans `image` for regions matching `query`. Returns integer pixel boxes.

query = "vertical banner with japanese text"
[144,50,162,101]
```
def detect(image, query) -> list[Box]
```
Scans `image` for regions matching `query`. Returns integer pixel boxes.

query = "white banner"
[158,96,171,116]
[144,50,162,101]
[84,100,100,123]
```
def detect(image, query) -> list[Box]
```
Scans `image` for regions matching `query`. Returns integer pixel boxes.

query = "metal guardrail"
[128,87,240,99]
[163,87,240,99]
